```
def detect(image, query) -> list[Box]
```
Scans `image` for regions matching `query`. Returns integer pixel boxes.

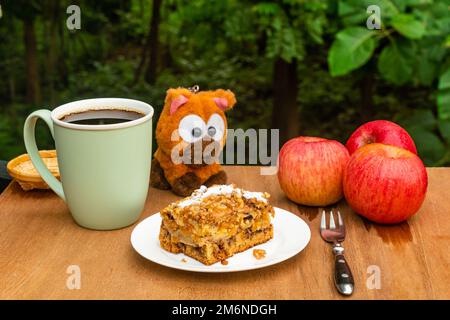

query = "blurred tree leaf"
[252,2,280,15]
[328,27,377,76]
[417,57,437,86]
[438,119,450,145]
[414,40,441,86]
[265,17,305,62]
[397,0,433,6]
[437,68,450,120]
[305,14,325,44]
[337,0,368,25]
[371,0,400,17]
[338,0,399,24]
[378,41,414,84]
[423,40,447,62]
[2,0,41,21]
[391,14,426,39]
[407,127,447,165]
[330,0,449,91]
[417,1,450,37]
[399,108,437,131]
[399,106,449,166]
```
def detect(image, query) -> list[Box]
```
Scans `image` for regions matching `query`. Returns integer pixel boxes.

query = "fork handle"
[333,244,354,296]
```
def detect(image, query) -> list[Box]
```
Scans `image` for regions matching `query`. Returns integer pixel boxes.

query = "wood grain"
[0,166,449,300]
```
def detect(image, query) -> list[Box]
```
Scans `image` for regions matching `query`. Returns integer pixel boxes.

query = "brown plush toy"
[150,86,236,196]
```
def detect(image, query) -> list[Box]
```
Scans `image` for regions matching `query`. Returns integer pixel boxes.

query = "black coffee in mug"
[60,108,145,125]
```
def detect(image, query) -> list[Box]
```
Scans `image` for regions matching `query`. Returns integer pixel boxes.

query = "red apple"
[346,120,417,155]
[343,143,427,224]
[278,137,350,206]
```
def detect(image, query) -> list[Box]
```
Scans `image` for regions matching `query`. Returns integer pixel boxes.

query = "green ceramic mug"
[23,98,154,230]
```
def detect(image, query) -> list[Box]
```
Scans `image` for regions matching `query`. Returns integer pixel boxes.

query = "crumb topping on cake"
[177,184,268,208]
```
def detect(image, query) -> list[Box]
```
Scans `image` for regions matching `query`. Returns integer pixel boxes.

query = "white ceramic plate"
[130,207,311,273]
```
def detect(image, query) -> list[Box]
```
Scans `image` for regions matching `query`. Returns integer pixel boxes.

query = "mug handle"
[23,109,66,201]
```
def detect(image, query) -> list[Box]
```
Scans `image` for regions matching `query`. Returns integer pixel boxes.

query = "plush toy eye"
[192,127,203,138]
[206,113,225,141]
[178,115,206,143]
[207,126,216,137]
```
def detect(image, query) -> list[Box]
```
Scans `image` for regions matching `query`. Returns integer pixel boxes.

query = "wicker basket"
[7,150,60,191]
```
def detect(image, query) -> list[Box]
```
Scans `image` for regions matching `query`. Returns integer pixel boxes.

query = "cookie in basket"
[7,150,60,191]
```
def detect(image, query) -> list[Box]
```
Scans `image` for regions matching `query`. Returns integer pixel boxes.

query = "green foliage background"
[0,0,449,165]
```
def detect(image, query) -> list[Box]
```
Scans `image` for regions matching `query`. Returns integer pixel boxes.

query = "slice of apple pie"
[159,184,274,265]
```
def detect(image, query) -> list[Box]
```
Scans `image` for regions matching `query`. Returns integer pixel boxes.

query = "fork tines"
[320,209,344,231]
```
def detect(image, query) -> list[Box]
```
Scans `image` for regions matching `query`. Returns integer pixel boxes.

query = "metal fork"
[320,209,354,296]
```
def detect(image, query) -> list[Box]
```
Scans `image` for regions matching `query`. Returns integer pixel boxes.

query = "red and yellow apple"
[277,137,350,206]
[343,143,427,224]
[346,120,417,155]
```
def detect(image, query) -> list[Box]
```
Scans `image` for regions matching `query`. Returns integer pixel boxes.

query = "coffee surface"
[60,109,144,125]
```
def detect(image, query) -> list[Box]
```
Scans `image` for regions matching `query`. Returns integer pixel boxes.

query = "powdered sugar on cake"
[177,184,268,208]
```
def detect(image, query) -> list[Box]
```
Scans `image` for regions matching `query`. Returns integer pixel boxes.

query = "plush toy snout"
[179,138,222,168]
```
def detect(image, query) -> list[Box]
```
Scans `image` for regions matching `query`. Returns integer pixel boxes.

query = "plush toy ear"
[165,88,191,115]
[212,89,236,111]
[170,95,189,115]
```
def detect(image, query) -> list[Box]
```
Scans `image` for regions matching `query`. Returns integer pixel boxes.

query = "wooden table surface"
[0,166,449,300]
